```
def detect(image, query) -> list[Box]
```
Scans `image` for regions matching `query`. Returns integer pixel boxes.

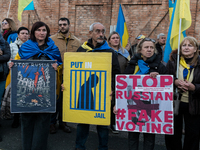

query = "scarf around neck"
[135,59,149,75]
[180,56,194,80]
[81,40,111,52]
[18,37,62,66]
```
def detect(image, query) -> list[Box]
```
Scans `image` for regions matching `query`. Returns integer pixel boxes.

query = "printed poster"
[11,60,56,113]
[116,75,173,134]
[63,52,111,125]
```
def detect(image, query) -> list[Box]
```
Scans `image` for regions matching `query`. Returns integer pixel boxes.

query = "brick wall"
[0,0,199,44]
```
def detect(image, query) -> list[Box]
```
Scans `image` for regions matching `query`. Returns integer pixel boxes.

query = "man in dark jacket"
[0,33,11,142]
[75,22,120,150]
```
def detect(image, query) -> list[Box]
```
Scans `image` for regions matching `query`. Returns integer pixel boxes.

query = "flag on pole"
[163,0,192,63]
[169,0,187,37]
[168,0,175,21]
[116,4,129,48]
[18,0,34,22]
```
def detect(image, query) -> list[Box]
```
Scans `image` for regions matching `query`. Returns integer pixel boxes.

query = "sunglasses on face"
[59,23,68,27]
[2,22,8,25]
[142,37,156,43]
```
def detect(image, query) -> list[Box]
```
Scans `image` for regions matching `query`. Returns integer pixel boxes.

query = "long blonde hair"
[108,31,125,53]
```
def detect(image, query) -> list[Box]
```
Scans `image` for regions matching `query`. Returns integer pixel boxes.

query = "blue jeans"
[0,80,6,109]
[128,132,155,150]
[76,124,109,150]
[21,113,51,150]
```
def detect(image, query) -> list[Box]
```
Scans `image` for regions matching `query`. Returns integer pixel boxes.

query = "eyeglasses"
[94,29,105,34]
[59,23,68,27]
[142,37,156,43]
[2,22,8,25]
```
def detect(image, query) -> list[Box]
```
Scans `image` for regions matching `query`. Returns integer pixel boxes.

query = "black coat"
[0,34,11,81]
[124,53,167,75]
[167,50,200,115]
[155,42,163,62]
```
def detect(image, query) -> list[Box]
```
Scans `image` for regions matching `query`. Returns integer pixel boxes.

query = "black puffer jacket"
[124,53,167,74]
[167,50,200,115]
[0,33,11,81]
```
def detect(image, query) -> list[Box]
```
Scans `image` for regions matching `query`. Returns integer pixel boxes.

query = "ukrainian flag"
[116,4,129,48]
[18,0,34,22]
[163,0,191,63]
[169,0,175,20]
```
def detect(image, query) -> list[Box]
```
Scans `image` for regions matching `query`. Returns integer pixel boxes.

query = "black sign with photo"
[11,60,56,113]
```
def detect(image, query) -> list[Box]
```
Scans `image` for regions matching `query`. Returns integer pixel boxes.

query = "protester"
[0,33,11,142]
[155,33,166,62]
[74,22,120,150]
[114,37,167,150]
[1,27,29,128]
[2,18,18,44]
[129,35,145,57]
[108,31,130,73]
[107,31,130,134]
[9,21,62,150]
[165,36,200,150]
[10,27,29,60]
[50,17,81,134]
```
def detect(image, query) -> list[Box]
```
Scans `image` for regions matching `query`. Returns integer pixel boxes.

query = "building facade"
[1,0,199,44]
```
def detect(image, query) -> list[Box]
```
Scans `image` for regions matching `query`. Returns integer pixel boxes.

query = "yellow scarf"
[180,56,192,80]
[133,65,139,74]
[133,55,143,74]
[81,41,93,52]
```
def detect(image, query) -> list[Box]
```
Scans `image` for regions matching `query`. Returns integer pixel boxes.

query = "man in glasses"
[156,33,166,63]
[50,17,82,134]
[75,22,120,150]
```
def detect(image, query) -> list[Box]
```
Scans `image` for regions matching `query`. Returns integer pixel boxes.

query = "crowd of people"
[0,17,199,150]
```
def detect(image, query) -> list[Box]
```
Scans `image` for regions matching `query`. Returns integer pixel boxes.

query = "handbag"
[173,91,182,116]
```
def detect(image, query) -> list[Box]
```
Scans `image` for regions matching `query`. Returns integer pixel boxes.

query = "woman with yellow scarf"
[165,36,200,150]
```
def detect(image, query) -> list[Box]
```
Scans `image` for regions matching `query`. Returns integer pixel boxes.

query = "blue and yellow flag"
[18,0,34,21]
[116,4,129,48]
[164,0,192,63]
[169,0,175,20]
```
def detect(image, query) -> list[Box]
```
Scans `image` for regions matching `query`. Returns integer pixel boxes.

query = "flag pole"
[7,0,12,18]
[174,18,182,115]
[176,18,182,81]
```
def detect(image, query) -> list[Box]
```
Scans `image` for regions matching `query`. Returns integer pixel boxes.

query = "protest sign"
[11,60,56,113]
[116,75,173,134]
[63,52,111,125]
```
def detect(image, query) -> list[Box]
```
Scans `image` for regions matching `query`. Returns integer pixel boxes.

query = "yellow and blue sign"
[63,52,111,125]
